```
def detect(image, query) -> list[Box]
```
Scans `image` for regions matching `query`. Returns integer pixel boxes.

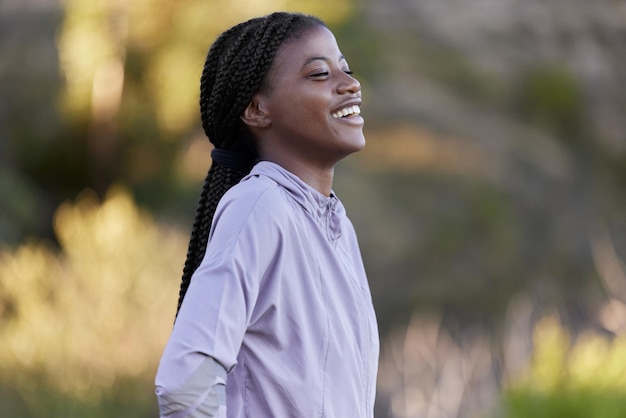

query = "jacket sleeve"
[155,185,282,415]
[154,239,253,416]
[156,355,227,418]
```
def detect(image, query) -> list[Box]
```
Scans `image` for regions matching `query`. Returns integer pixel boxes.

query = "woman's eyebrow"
[301,54,346,70]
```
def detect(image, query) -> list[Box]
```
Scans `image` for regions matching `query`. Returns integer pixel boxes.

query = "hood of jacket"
[242,161,345,242]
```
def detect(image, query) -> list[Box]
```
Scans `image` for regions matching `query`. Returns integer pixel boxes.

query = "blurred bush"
[505,316,626,418]
[0,189,185,416]
[515,66,584,141]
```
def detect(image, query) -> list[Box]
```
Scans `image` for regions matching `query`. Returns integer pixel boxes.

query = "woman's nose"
[337,73,361,94]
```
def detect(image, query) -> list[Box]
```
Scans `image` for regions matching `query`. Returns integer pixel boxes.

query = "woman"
[155,12,379,417]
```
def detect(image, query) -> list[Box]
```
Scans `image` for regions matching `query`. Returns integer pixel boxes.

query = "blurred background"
[1,0,626,417]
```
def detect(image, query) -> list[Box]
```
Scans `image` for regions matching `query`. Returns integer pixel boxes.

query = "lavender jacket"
[156,161,379,417]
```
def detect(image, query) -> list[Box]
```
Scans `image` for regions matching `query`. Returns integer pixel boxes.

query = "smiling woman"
[243,24,365,192]
[154,12,379,418]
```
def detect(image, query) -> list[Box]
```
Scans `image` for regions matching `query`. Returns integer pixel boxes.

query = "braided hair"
[176,12,326,315]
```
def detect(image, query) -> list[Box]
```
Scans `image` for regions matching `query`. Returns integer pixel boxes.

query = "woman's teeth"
[332,105,361,119]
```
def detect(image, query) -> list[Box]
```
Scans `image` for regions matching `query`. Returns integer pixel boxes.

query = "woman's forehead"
[275,26,345,70]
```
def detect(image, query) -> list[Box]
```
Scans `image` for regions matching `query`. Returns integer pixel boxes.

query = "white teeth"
[332,105,361,119]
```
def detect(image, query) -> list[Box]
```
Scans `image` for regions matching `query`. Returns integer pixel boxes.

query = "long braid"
[176,12,326,315]
[177,164,248,313]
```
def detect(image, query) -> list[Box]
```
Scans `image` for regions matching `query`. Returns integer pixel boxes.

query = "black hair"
[176,12,326,315]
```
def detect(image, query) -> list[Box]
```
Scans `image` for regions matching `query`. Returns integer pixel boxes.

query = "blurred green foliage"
[505,317,626,418]
[0,378,157,418]
[0,189,184,417]
[515,66,584,141]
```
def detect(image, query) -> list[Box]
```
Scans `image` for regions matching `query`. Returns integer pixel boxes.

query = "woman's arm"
[156,355,227,418]
[155,181,282,417]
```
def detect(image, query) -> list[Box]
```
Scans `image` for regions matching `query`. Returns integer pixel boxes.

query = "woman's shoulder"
[217,174,291,222]
[209,175,295,250]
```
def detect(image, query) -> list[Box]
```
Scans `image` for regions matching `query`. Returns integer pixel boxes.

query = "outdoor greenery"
[505,317,626,418]
[2,0,625,417]
[0,190,183,416]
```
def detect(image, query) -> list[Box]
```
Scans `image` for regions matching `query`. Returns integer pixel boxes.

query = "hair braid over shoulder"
[176,12,326,315]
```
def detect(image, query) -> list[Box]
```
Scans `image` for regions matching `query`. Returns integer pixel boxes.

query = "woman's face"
[253,25,365,169]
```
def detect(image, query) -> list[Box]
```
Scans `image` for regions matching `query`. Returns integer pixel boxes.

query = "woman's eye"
[308,69,354,78]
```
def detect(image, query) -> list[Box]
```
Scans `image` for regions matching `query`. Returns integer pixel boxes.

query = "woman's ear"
[241,96,271,128]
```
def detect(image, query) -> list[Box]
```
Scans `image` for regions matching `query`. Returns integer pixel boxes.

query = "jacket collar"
[243,161,345,241]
